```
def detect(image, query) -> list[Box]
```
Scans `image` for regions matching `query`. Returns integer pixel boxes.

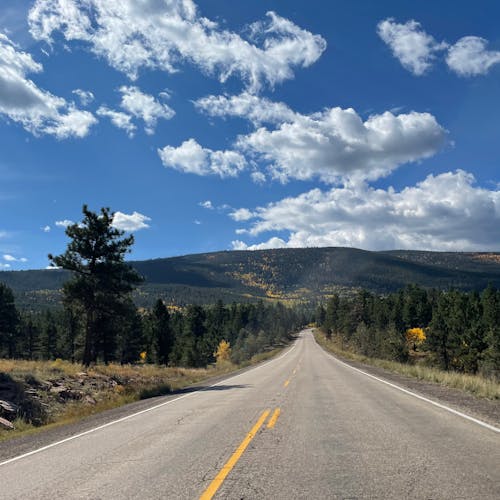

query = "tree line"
[0,290,305,367]
[316,284,499,379]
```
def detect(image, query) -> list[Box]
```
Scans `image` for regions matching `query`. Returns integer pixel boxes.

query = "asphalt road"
[1,330,499,499]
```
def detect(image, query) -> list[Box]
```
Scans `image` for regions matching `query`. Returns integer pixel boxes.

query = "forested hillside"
[1,248,500,309]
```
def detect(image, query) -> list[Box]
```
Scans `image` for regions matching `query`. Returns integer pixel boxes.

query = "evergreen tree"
[152,299,173,365]
[49,205,142,366]
[0,283,20,358]
[40,310,58,360]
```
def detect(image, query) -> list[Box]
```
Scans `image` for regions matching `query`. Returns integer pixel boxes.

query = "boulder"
[0,416,14,430]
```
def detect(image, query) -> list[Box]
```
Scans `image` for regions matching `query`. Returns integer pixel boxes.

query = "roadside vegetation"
[315,331,499,399]
[0,344,285,442]
[315,284,500,399]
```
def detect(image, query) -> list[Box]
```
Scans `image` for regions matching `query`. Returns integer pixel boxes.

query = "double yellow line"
[200,408,281,500]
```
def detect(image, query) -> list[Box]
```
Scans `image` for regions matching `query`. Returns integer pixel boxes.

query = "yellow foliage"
[214,340,231,363]
[139,351,147,362]
[406,327,426,349]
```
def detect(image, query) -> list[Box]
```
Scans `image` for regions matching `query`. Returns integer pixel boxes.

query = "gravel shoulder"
[315,339,500,429]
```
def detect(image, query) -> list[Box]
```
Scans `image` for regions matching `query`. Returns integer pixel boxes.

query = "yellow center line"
[284,379,290,387]
[267,408,281,429]
[199,409,270,500]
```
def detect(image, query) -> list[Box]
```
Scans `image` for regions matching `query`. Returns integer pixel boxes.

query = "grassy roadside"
[314,330,500,400]
[0,346,285,443]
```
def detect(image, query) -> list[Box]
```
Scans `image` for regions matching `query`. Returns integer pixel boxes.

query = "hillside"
[1,248,500,309]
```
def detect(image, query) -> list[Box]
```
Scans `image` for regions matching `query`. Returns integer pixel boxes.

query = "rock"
[0,416,14,430]
[0,399,17,414]
[50,385,68,394]
[84,395,96,405]
[50,386,82,400]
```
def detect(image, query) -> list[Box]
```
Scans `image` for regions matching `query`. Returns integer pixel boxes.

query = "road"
[1,330,499,499]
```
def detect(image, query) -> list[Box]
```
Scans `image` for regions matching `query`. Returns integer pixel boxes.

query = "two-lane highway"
[1,330,499,499]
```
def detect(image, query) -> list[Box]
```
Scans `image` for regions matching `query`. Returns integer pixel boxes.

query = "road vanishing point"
[1,330,499,499]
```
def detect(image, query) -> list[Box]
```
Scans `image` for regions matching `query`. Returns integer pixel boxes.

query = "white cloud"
[378,19,500,78]
[199,200,214,210]
[119,86,175,134]
[72,88,94,106]
[251,171,266,184]
[231,170,500,252]
[158,138,247,178]
[446,36,500,77]
[232,237,287,251]
[42,225,51,232]
[28,1,326,92]
[0,263,11,269]
[377,18,447,75]
[237,106,446,183]
[3,254,28,263]
[193,219,201,225]
[55,219,74,227]
[194,94,447,183]
[112,211,151,231]
[230,208,254,221]
[97,106,136,137]
[195,92,297,126]
[0,32,96,137]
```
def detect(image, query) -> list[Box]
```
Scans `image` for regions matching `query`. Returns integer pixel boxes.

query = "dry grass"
[0,346,286,442]
[314,331,500,400]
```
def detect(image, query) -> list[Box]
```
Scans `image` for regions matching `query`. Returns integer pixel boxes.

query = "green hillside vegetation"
[316,284,500,384]
[2,248,500,310]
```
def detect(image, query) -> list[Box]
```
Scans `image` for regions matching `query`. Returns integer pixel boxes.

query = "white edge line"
[316,336,500,434]
[0,340,299,467]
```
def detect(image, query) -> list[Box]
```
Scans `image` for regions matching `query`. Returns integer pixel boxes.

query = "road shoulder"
[314,334,500,429]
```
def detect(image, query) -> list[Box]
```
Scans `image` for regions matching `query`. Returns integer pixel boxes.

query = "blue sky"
[0,0,499,271]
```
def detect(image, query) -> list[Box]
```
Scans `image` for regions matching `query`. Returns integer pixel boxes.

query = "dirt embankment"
[0,359,222,436]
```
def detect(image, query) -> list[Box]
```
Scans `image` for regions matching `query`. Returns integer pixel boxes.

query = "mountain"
[2,248,500,309]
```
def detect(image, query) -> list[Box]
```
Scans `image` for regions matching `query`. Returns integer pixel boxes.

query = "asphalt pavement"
[1,330,498,499]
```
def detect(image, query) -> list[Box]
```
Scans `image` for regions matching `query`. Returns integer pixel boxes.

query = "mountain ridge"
[2,247,500,309]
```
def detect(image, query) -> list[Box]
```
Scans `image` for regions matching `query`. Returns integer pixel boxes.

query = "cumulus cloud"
[29,1,326,92]
[3,254,27,262]
[195,92,298,126]
[232,236,287,251]
[240,106,446,183]
[97,87,174,136]
[0,32,96,137]
[97,106,136,137]
[55,219,74,227]
[377,18,447,75]
[446,36,500,76]
[231,170,500,252]
[119,86,175,134]
[72,88,94,106]
[42,225,51,232]
[378,19,500,78]
[230,208,254,221]
[194,95,447,183]
[112,211,151,231]
[199,200,214,210]
[158,138,247,178]
[0,263,11,269]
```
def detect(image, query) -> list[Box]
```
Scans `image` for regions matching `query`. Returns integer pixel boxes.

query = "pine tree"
[49,205,142,366]
[0,282,20,358]
[152,299,173,365]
